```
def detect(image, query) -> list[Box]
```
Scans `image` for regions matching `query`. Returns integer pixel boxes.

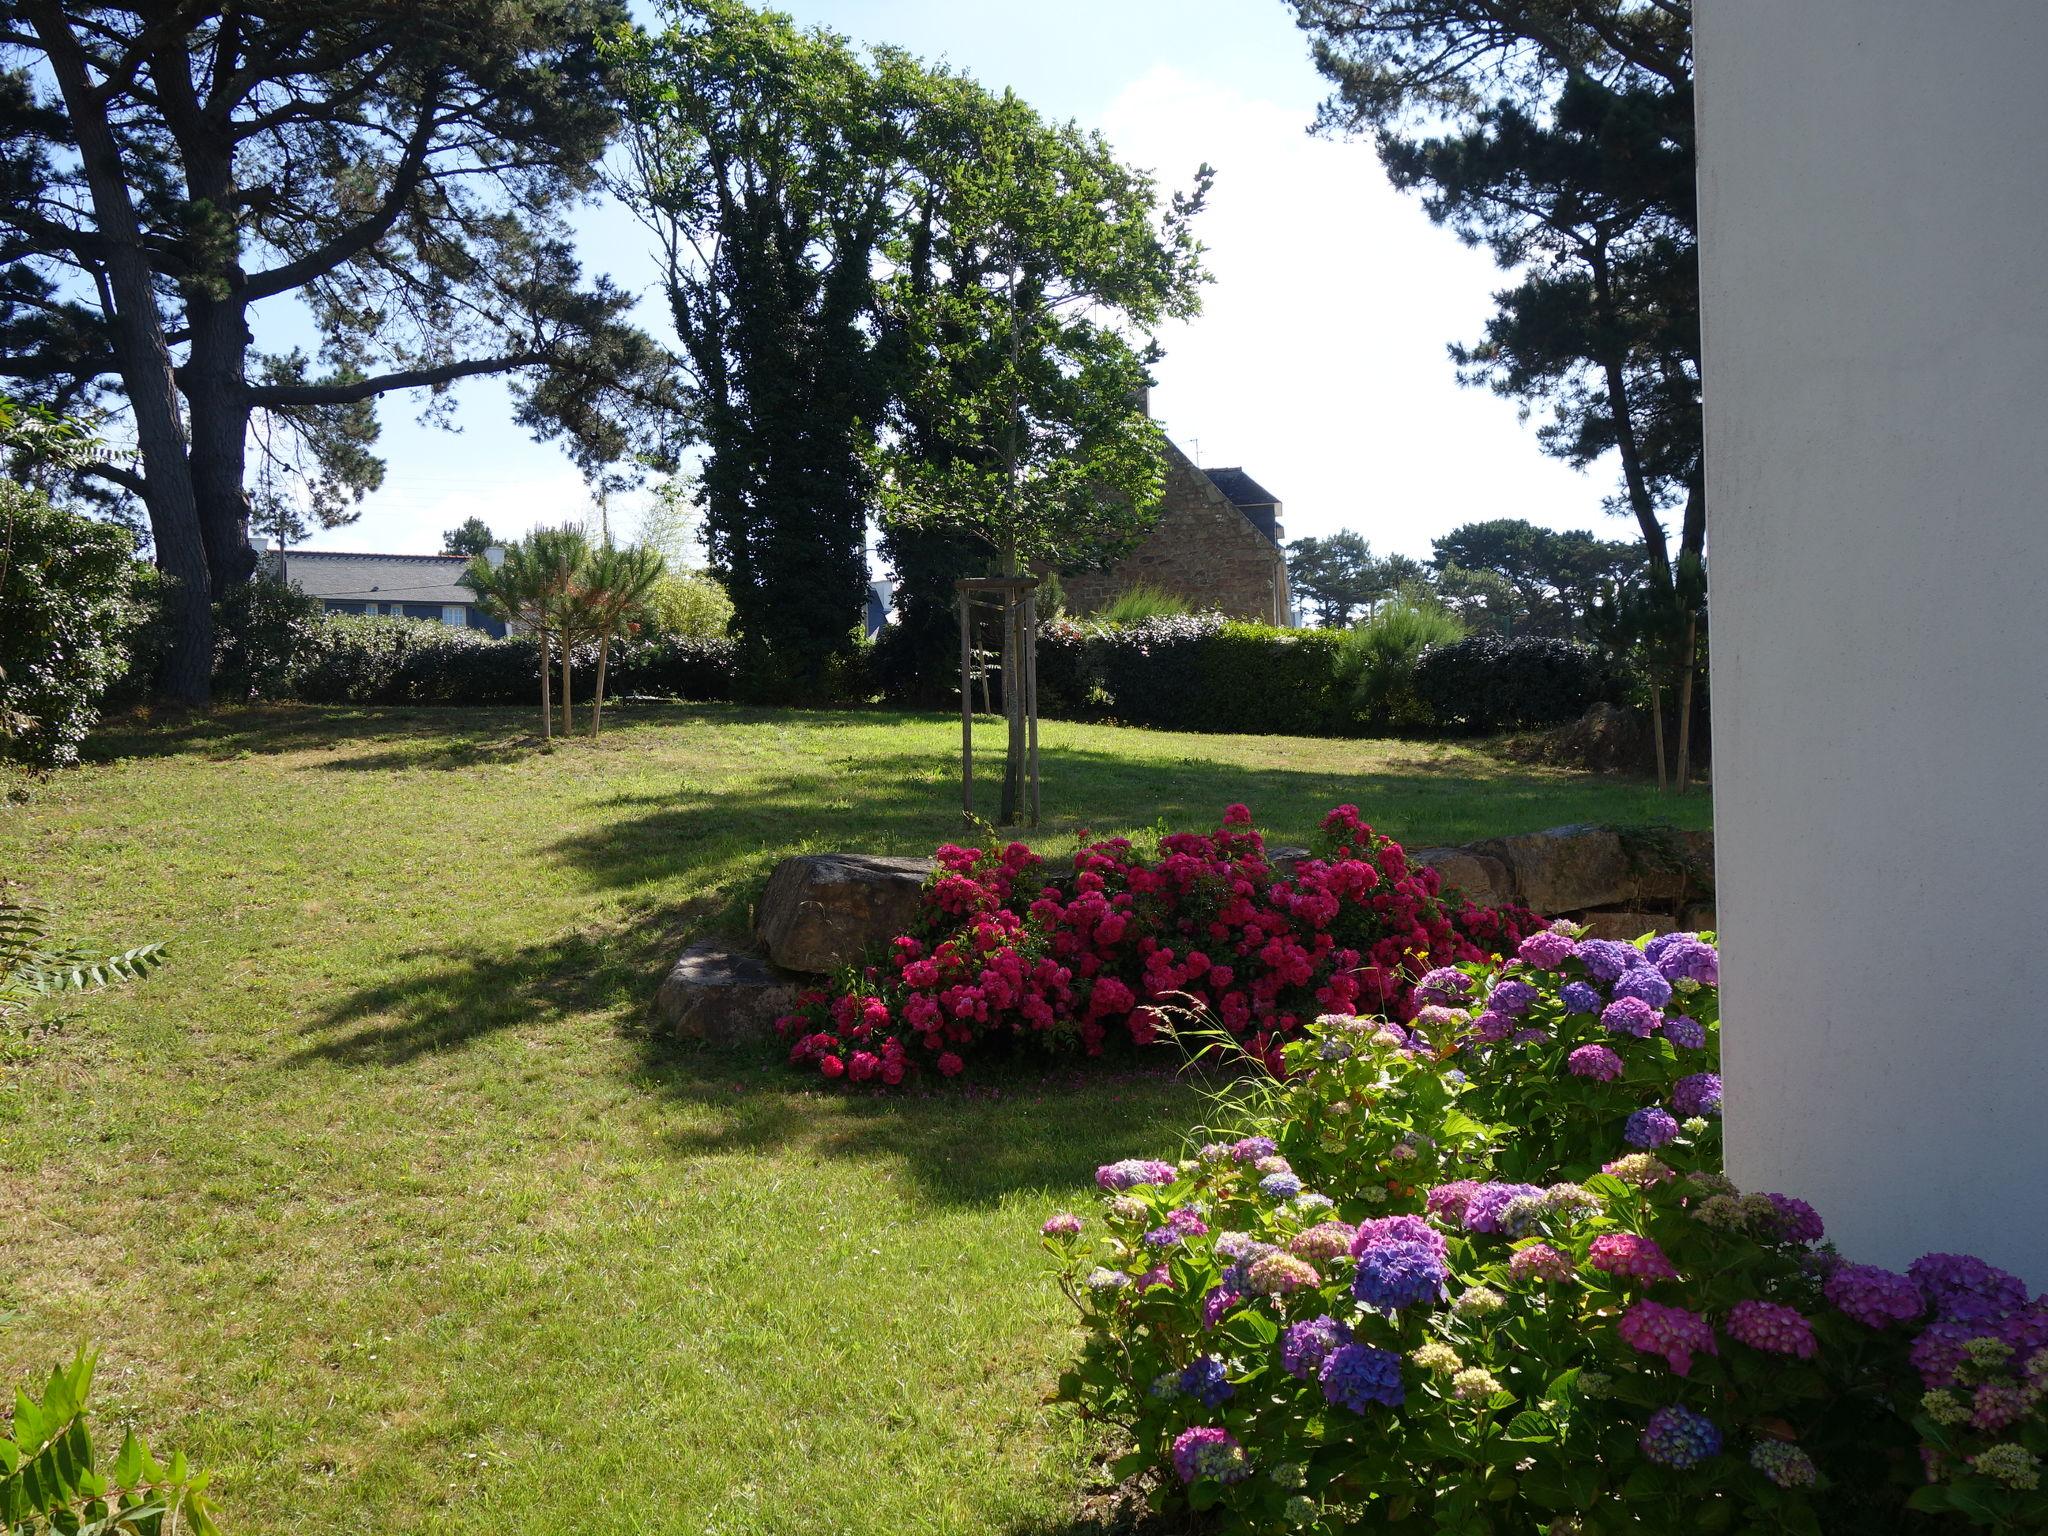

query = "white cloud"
[1101,65,1620,558]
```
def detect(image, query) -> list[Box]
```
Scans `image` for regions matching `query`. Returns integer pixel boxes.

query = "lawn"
[0,703,1709,1534]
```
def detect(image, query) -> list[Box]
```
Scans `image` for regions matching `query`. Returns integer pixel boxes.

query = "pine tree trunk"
[1649,680,1669,794]
[561,637,574,738]
[593,634,610,737]
[539,629,553,742]
[1675,617,1698,794]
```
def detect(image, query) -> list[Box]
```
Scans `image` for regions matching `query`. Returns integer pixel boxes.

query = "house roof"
[1203,467,1280,509]
[266,549,483,606]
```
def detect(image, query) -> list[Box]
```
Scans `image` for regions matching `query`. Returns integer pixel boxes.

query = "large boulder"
[1469,825,1632,914]
[755,853,934,975]
[655,939,803,1046]
[1408,847,1514,909]
[1575,909,1680,941]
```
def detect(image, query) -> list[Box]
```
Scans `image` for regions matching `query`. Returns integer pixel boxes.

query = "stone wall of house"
[1062,439,1288,623]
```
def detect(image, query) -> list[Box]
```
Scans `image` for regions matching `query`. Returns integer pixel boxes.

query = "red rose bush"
[775,805,1542,1085]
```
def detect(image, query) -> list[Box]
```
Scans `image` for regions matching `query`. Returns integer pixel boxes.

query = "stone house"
[1060,436,1291,624]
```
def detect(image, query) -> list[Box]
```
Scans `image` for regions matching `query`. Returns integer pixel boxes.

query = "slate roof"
[266,549,484,606]
[1202,467,1280,510]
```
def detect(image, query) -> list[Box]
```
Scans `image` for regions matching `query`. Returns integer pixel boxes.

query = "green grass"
[0,703,1708,1534]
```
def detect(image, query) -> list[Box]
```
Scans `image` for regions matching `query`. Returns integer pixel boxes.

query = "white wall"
[1697,1,2048,1283]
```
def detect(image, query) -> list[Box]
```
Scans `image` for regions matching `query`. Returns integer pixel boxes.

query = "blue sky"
[299,0,1618,562]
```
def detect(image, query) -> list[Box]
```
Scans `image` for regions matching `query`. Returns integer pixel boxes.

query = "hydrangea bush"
[775,805,1541,1084]
[1045,931,2046,1533]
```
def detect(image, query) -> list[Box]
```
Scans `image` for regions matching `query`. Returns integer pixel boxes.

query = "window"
[442,605,467,627]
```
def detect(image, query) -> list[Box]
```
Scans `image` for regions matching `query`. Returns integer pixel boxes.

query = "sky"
[294,0,1619,564]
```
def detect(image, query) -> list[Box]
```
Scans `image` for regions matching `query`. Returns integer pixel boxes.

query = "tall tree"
[1431,517,1643,637]
[1,1,672,703]
[442,517,498,558]
[607,0,915,692]
[1289,1,1700,595]
[1285,530,1379,626]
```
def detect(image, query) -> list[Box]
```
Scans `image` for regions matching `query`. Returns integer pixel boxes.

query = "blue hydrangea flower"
[1671,1072,1723,1118]
[1178,1354,1234,1408]
[1574,939,1644,982]
[1352,1239,1449,1311]
[1611,967,1674,1009]
[1486,978,1540,1017]
[1625,1106,1681,1149]
[1319,1343,1405,1411]
[1260,1172,1304,1200]
[1281,1316,1351,1380]
[1560,981,1603,1015]
[1665,1015,1707,1050]
[1639,1404,1721,1468]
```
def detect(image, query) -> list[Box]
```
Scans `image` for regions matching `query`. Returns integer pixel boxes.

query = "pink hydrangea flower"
[1508,1243,1576,1283]
[1589,1233,1679,1282]
[1617,1299,1719,1375]
[1725,1300,1819,1359]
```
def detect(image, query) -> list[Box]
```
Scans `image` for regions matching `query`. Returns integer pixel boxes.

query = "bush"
[1414,633,1617,733]
[642,569,733,638]
[1048,933,2048,1534]
[0,482,147,768]
[212,576,324,701]
[1336,598,1467,730]
[774,804,1542,1085]
[1098,582,1192,625]
[1040,616,1355,736]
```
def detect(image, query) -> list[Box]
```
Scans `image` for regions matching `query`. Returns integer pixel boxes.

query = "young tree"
[466,528,592,744]
[579,541,665,736]
[1286,531,1379,626]
[442,518,498,558]
[0,1,673,704]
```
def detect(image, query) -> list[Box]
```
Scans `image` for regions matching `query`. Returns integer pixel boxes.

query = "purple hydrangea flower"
[1568,1043,1626,1081]
[1229,1136,1277,1163]
[1665,1014,1707,1050]
[1350,1214,1448,1259]
[1178,1354,1234,1407]
[1413,967,1474,1006]
[1470,1011,1514,1043]
[1612,967,1674,1009]
[1650,935,1720,985]
[1487,978,1541,1018]
[1910,1320,1978,1389]
[1352,1239,1450,1311]
[1319,1343,1405,1411]
[1463,1182,1547,1234]
[1762,1193,1824,1244]
[1171,1425,1249,1485]
[1625,1106,1681,1149]
[1640,1404,1721,1468]
[1425,1181,1481,1223]
[1259,1172,1304,1200]
[1281,1315,1352,1380]
[1824,1262,1925,1329]
[1041,1212,1083,1237]
[1575,939,1645,982]
[1726,1301,1818,1358]
[1560,981,1603,1015]
[1671,1072,1723,1118]
[1214,1231,1276,1263]
[1601,997,1663,1038]
[1096,1158,1178,1191]
[1909,1253,2032,1320]
[1516,931,1576,970]
[1200,1285,1244,1329]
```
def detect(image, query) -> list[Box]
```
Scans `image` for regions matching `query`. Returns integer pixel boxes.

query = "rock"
[1408,847,1514,909]
[755,853,935,975]
[1574,909,1680,941]
[655,939,804,1046]
[1267,845,1313,878]
[1681,903,1719,933]
[1469,825,1631,914]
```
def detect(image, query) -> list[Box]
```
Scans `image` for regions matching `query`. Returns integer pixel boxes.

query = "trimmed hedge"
[283,616,737,707]
[1412,633,1618,732]
[1038,616,1612,738]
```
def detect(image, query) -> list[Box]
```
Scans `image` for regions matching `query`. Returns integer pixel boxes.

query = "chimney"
[483,544,506,569]
[1130,383,1151,419]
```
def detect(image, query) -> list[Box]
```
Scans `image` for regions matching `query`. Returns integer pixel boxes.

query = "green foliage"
[1284,531,1405,628]
[1042,616,1355,736]
[1432,518,1646,639]
[0,482,146,769]
[210,578,325,703]
[1414,633,1619,732]
[1,895,166,1028]
[1095,583,1191,626]
[0,1346,216,1535]
[1336,595,1467,728]
[641,571,734,639]
[441,518,498,558]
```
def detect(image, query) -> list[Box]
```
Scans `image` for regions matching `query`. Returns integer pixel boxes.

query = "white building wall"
[1696,0,2048,1281]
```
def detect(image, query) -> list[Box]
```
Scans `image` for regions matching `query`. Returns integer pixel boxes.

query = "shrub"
[641,569,734,638]
[1059,617,1354,736]
[774,804,1542,1085]
[1047,933,2048,1534]
[212,575,324,701]
[0,482,147,769]
[2,1345,219,1534]
[1336,598,1467,730]
[1097,582,1193,625]
[1414,633,1617,733]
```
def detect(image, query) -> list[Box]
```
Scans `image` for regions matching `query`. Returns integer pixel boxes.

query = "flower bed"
[773,805,1543,1085]
[1044,931,2046,1533]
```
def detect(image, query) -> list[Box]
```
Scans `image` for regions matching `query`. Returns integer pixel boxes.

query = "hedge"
[1037,616,1612,738]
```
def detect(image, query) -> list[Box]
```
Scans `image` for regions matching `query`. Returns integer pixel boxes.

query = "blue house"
[267,548,508,636]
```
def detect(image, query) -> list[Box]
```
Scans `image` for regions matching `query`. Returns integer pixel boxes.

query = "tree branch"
[247,350,545,407]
